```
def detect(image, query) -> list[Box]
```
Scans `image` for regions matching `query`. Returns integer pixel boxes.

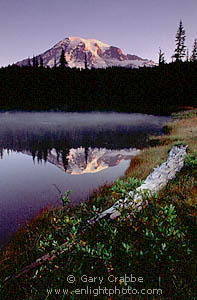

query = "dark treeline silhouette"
[0,61,196,115]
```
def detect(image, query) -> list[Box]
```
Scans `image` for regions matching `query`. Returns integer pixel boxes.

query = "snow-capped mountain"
[16,37,156,69]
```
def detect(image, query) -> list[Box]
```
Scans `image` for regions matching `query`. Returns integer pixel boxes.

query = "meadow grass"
[0,109,196,300]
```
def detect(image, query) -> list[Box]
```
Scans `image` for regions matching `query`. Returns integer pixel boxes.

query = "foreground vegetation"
[0,109,196,299]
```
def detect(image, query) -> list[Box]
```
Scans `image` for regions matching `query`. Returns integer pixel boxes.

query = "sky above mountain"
[0,0,196,67]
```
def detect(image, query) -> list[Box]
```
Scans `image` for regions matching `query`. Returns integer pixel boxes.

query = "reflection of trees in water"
[0,125,158,167]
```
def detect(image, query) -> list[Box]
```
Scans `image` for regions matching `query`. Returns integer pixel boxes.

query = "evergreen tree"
[27,57,31,67]
[190,39,197,61]
[173,20,186,61]
[158,48,165,65]
[59,48,67,68]
[186,48,189,61]
[35,56,39,68]
[84,52,88,69]
[32,55,36,67]
[39,56,44,67]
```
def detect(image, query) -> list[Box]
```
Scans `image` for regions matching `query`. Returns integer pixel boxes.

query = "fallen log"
[89,144,188,221]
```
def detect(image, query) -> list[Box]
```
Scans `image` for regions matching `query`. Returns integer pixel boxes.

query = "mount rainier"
[16,36,156,69]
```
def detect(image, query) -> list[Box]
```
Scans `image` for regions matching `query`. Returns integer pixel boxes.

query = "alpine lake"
[0,112,171,248]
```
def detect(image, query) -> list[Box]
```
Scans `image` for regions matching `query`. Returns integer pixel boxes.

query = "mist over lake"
[0,112,170,247]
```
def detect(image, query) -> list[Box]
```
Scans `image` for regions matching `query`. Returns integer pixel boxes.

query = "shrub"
[162,124,172,134]
[28,187,193,299]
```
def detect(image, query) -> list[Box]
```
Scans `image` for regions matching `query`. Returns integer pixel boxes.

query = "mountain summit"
[16,36,156,69]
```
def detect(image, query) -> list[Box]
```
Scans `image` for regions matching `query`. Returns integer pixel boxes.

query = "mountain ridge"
[16,36,156,69]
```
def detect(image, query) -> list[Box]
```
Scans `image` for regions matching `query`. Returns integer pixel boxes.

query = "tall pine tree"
[27,57,31,67]
[39,56,44,67]
[186,48,189,62]
[32,55,36,67]
[59,48,67,68]
[190,39,197,61]
[84,52,88,69]
[173,20,186,61]
[35,56,38,68]
[158,48,165,65]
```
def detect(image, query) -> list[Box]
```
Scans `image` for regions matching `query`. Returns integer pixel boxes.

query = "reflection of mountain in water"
[47,147,140,174]
[0,112,170,166]
[0,122,155,166]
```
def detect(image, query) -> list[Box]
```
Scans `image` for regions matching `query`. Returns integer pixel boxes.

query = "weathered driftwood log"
[88,145,188,221]
[2,145,188,284]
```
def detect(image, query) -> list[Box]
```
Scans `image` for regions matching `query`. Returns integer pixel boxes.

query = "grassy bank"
[0,109,196,300]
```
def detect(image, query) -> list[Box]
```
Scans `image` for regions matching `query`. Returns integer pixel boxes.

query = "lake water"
[0,112,170,248]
